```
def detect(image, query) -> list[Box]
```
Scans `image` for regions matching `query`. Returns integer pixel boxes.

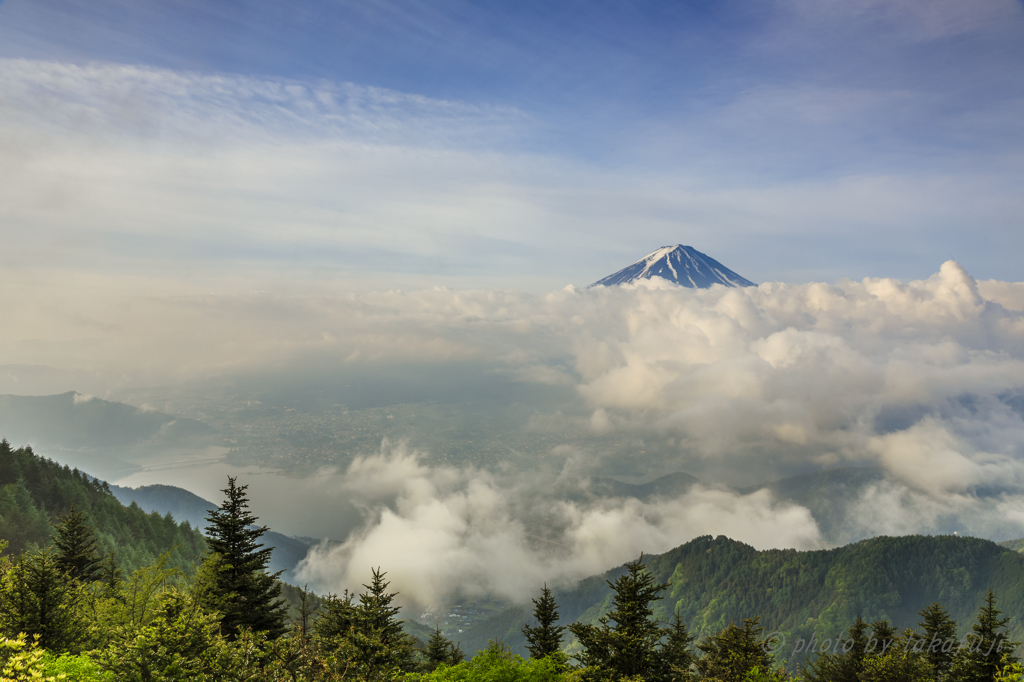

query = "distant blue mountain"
[591,245,755,288]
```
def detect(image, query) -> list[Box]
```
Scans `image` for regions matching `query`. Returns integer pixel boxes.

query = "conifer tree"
[314,568,416,678]
[314,589,360,641]
[570,554,670,680]
[919,602,958,681]
[357,567,415,673]
[99,553,122,590]
[52,505,103,582]
[523,583,565,659]
[0,546,88,653]
[695,618,776,682]
[426,626,464,669]
[949,592,1018,682]
[660,611,695,682]
[293,583,318,638]
[198,476,287,639]
[804,617,870,682]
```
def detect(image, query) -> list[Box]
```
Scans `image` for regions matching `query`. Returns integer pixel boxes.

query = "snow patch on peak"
[590,245,755,289]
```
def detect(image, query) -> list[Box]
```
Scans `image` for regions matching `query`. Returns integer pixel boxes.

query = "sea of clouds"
[5,252,1024,605]
[256,262,1024,605]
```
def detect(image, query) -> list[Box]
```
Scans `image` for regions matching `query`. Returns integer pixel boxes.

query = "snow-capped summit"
[590,245,756,289]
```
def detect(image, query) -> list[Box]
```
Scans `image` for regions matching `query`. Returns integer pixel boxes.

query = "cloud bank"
[174,261,1024,605]
[292,441,823,608]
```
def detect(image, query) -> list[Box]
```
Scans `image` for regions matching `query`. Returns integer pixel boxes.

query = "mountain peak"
[590,245,755,289]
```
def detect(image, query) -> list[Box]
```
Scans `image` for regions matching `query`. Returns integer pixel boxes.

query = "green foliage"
[0,546,89,653]
[95,588,222,681]
[428,627,466,670]
[420,640,568,682]
[802,617,871,682]
[0,439,206,575]
[482,535,1024,667]
[858,631,932,682]
[799,619,934,682]
[314,568,417,680]
[661,613,696,682]
[523,585,565,660]
[949,592,1019,682]
[41,651,115,681]
[197,476,287,640]
[284,582,322,638]
[89,552,181,647]
[695,618,778,682]
[51,506,103,583]
[918,602,958,681]
[0,633,64,681]
[569,555,670,681]
[569,555,697,682]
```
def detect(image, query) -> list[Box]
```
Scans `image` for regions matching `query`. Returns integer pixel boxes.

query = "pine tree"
[198,476,287,639]
[99,553,122,597]
[314,569,416,679]
[314,589,361,641]
[860,628,933,682]
[919,602,958,681]
[694,618,776,682]
[357,567,415,673]
[569,554,670,681]
[950,592,1018,682]
[293,583,318,638]
[426,626,464,669]
[660,611,695,682]
[0,546,88,653]
[523,583,565,659]
[804,617,870,682]
[52,505,103,582]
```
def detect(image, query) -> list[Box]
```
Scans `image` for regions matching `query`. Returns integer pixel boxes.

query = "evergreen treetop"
[919,602,958,681]
[569,554,672,681]
[426,626,464,669]
[198,475,287,639]
[51,505,103,583]
[950,591,1018,682]
[523,583,565,659]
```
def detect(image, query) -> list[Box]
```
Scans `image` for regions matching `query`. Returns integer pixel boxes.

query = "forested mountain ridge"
[0,438,206,574]
[458,534,1024,663]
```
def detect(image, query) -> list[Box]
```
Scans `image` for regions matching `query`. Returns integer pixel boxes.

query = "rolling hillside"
[456,534,1024,665]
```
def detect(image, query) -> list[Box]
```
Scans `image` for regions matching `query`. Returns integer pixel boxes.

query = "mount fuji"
[590,245,756,289]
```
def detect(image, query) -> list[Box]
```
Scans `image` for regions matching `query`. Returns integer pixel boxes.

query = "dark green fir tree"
[51,505,103,582]
[197,476,287,639]
[949,591,1018,682]
[804,617,871,682]
[0,546,88,653]
[919,602,958,681]
[522,583,565,659]
[695,618,777,682]
[426,626,464,669]
[569,554,669,681]
[659,611,696,682]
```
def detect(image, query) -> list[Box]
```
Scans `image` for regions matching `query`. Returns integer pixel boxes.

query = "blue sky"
[0,0,1022,287]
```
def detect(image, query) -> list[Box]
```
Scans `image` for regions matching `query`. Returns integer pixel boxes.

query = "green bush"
[42,651,115,681]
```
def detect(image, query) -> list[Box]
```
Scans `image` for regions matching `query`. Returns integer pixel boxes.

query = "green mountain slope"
[457,534,1024,664]
[999,537,1024,552]
[0,439,207,574]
